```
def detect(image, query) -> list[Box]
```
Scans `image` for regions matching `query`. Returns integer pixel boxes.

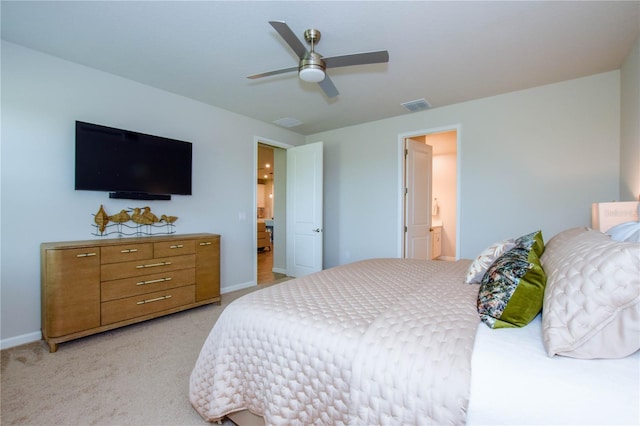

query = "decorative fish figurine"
[94,205,109,233]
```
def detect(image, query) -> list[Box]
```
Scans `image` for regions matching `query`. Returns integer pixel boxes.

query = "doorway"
[402,128,458,260]
[257,143,287,284]
[255,138,325,284]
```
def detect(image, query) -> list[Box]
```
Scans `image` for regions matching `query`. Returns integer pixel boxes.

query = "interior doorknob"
[313,228,322,233]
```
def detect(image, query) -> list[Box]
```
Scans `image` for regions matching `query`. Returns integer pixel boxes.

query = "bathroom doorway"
[402,128,458,260]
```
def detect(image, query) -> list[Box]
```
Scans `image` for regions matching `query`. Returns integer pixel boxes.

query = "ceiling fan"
[247,21,389,98]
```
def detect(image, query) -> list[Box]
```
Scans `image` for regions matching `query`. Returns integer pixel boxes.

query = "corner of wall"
[620,38,640,201]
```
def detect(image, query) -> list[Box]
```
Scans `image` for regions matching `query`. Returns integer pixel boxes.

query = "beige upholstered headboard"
[591,201,640,232]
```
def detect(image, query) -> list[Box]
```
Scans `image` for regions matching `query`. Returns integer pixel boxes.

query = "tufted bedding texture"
[189,258,479,425]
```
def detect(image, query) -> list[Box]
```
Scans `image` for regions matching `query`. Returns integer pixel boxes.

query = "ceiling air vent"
[273,117,303,128]
[401,98,431,113]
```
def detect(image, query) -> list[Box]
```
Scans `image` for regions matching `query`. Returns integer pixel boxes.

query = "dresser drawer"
[154,240,195,258]
[101,285,196,325]
[101,268,195,302]
[101,243,153,264]
[101,254,195,281]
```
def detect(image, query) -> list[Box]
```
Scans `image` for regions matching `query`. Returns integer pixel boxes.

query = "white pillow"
[541,228,640,359]
[607,220,640,242]
[465,238,516,284]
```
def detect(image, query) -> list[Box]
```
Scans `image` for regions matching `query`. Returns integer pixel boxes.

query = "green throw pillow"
[477,231,547,328]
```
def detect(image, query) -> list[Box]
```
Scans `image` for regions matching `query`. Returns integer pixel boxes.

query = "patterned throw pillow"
[477,231,546,328]
[514,230,545,257]
[465,238,516,284]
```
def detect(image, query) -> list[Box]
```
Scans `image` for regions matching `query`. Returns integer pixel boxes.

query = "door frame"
[254,136,294,284]
[396,125,462,260]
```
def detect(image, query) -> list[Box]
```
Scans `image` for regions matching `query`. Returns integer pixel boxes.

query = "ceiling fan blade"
[269,21,308,59]
[324,50,389,69]
[318,75,339,98]
[247,66,298,79]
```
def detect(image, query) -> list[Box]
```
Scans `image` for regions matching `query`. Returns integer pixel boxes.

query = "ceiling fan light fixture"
[249,21,389,98]
[299,66,325,83]
[299,50,326,83]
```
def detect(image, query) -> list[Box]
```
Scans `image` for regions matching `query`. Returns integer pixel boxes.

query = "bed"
[190,203,640,425]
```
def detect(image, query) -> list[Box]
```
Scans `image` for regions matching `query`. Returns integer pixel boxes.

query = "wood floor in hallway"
[257,248,287,285]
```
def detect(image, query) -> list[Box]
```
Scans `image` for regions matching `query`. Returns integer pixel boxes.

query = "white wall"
[0,41,304,348]
[425,130,457,259]
[2,39,634,349]
[620,38,640,201]
[309,71,621,267]
[432,156,457,258]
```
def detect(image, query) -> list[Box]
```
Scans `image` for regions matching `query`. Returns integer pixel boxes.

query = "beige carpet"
[1,281,286,425]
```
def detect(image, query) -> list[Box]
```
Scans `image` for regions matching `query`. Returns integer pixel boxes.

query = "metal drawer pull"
[76,252,97,258]
[170,244,184,249]
[136,295,172,305]
[199,242,212,246]
[136,261,172,269]
[136,277,171,286]
[120,248,138,253]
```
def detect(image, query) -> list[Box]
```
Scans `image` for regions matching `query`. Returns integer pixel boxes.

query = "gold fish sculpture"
[94,205,109,233]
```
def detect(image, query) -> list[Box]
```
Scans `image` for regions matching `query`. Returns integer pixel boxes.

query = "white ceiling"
[2,1,638,135]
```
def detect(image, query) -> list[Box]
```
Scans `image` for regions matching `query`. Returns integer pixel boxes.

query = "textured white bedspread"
[189,258,479,425]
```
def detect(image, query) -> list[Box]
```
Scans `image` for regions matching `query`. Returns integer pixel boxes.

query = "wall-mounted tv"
[75,121,192,200]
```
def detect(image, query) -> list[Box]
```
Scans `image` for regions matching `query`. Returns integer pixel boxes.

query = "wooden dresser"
[40,233,220,352]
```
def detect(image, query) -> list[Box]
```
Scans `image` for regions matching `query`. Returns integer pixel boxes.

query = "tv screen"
[75,121,192,200]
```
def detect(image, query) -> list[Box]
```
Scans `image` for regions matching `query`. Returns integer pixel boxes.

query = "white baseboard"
[1,331,42,350]
[272,267,286,274]
[221,280,257,294]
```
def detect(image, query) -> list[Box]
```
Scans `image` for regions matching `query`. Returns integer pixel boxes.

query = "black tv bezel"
[74,121,193,200]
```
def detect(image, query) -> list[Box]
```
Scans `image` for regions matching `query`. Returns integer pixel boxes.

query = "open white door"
[404,138,433,259]
[286,142,323,277]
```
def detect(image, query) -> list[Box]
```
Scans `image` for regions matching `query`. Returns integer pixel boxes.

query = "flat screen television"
[75,121,192,200]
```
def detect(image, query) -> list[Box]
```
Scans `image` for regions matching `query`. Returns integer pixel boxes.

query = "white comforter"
[189,258,479,425]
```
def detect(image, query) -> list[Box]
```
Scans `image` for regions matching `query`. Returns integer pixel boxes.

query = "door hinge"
[404,226,408,233]
[405,148,408,157]
[404,187,408,195]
